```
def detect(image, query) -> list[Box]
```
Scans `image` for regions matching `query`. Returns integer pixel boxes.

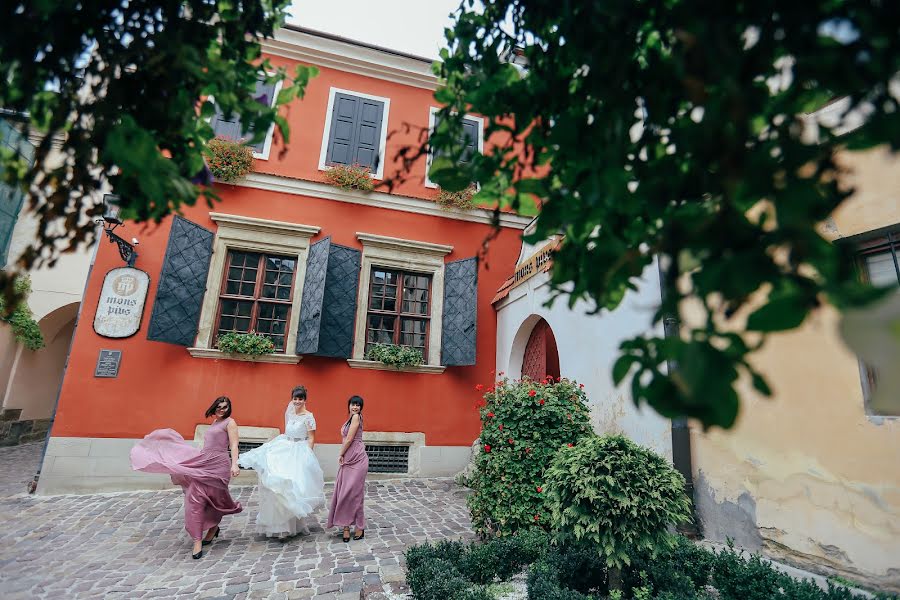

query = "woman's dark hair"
[205,396,232,419]
[343,395,364,428]
[291,385,307,400]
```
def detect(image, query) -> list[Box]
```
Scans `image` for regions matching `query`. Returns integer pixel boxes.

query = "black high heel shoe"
[192,549,203,560]
[202,526,220,546]
[353,530,365,541]
[342,528,351,543]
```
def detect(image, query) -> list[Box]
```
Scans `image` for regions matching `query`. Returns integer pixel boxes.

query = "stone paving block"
[0,443,473,600]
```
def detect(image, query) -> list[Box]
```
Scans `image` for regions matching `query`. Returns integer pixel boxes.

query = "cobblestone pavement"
[0,442,42,497]
[0,443,474,599]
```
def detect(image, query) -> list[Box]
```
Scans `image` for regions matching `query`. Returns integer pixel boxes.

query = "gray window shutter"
[0,120,34,265]
[296,237,361,358]
[431,115,479,166]
[459,118,479,164]
[325,93,384,172]
[210,79,276,154]
[441,257,478,366]
[146,216,214,346]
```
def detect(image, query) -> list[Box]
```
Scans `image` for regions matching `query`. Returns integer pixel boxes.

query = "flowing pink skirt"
[326,441,368,529]
[131,429,242,540]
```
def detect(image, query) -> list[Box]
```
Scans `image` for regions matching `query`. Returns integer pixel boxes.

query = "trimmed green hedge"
[408,534,899,600]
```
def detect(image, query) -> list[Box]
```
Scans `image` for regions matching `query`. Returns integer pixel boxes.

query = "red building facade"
[37,26,530,494]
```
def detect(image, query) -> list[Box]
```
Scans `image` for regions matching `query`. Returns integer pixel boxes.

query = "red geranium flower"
[498,424,503,431]
[579,383,585,388]
[484,444,492,453]
[539,399,545,405]
[533,514,540,521]
[536,486,542,493]
[475,384,484,391]
[528,390,537,397]
[567,443,574,447]
[486,412,495,418]
[525,447,532,453]
[508,438,514,444]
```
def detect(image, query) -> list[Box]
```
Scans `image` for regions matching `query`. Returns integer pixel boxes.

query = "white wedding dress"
[238,410,325,537]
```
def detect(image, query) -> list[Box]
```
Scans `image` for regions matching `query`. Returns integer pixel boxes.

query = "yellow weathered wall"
[691,147,900,592]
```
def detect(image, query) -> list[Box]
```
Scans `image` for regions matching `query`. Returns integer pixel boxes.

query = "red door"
[522,318,560,381]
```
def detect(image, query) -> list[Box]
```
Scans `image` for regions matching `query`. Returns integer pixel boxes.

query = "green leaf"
[746,296,810,332]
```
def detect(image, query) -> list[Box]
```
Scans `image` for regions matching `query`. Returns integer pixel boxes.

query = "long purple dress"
[326,416,368,529]
[130,418,242,540]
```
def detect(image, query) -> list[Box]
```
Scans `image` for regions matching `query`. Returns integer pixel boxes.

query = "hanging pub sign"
[93,267,150,338]
[511,239,561,290]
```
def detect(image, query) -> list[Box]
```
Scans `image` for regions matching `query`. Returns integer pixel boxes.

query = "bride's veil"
[285,400,299,430]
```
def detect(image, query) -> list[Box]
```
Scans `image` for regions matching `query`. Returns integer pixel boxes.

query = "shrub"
[216,331,275,356]
[463,528,551,584]
[365,343,424,368]
[527,545,606,600]
[323,163,374,191]
[405,557,471,600]
[544,434,692,589]
[436,183,478,210]
[207,137,254,183]
[623,535,714,597]
[467,377,591,537]
[405,538,467,573]
[0,275,44,351]
[405,531,552,599]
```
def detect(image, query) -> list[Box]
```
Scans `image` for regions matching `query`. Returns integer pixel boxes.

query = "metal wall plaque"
[93,267,150,339]
[94,349,122,378]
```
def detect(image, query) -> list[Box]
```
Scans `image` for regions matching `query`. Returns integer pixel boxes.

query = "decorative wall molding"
[356,232,453,257]
[187,347,302,364]
[346,359,446,374]
[263,27,438,91]
[237,172,533,230]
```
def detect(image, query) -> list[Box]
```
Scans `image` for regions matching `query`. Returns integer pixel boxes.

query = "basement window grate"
[233,441,265,469]
[365,444,410,474]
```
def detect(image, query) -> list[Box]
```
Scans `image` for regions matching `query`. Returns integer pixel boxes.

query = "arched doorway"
[521,317,560,381]
[0,302,78,444]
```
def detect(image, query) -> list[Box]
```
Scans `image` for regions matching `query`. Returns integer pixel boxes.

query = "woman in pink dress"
[327,395,369,542]
[130,396,243,559]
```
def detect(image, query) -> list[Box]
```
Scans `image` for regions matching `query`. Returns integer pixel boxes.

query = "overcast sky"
[287,0,462,60]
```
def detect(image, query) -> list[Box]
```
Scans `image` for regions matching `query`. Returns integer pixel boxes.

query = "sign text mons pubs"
[512,240,559,290]
[93,267,150,338]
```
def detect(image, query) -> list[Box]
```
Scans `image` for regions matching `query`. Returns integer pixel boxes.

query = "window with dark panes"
[216,250,296,352]
[210,78,277,155]
[365,267,431,360]
[431,114,480,165]
[855,230,900,412]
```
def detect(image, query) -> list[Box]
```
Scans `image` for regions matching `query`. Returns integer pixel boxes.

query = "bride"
[238,385,325,537]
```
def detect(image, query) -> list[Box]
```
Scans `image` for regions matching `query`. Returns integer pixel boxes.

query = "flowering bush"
[365,343,424,368]
[207,137,254,183]
[323,163,374,192]
[216,331,275,356]
[467,376,591,537]
[436,183,477,210]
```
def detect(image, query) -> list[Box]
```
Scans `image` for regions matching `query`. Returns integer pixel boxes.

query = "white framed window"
[189,213,320,364]
[350,233,453,369]
[855,230,900,415]
[318,87,391,180]
[208,76,283,161]
[425,106,485,189]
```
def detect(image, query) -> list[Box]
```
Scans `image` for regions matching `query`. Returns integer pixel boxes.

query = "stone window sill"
[346,359,445,374]
[187,347,302,364]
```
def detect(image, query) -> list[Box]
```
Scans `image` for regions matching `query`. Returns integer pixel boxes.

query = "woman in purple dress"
[130,396,243,559]
[327,395,369,542]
